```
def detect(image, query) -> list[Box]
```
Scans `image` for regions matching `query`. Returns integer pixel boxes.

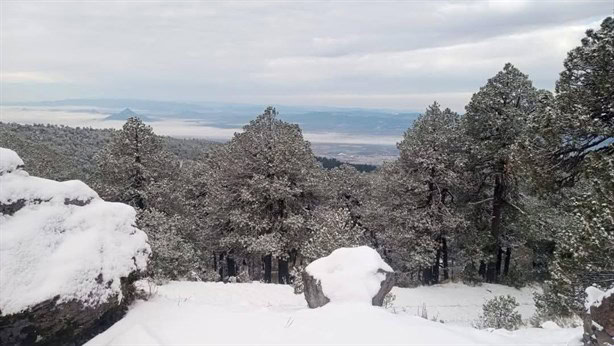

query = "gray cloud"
[1,1,610,112]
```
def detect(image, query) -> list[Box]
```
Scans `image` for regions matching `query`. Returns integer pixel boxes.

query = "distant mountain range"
[5,98,421,137]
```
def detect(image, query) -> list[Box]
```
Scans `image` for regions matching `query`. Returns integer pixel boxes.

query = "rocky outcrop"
[371,269,396,306]
[302,246,395,308]
[0,148,150,346]
[0,273,139,346]
[583,286,614,346]
[302,271,330,308]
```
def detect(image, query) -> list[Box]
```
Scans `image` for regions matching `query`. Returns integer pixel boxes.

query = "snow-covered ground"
[87,281,582,345]
[389,282,540,326]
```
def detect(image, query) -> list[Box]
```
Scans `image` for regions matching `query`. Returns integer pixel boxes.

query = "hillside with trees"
[1,17,612,331]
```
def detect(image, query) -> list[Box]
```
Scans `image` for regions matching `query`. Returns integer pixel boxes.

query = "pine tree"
[550,17,614,186]
[365,103,467,283]
[530,17,614,319]
[201,107,323,283]
[397,102,466,283]
[463,64,540,282]
[95,117,171,209]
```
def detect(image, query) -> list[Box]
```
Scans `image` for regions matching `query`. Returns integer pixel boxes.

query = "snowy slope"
[389,283,540,326]
[87,281,582,345]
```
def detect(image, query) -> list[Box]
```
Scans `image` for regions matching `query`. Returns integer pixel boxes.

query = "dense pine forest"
[2,17,612,329]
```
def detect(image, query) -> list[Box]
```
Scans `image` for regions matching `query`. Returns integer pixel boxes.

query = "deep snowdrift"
[86,281,582,345]
[305,246,392,304]
[0,148,151,315]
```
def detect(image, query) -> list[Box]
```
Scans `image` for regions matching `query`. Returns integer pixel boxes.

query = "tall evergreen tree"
[201,107,323,283]
[95,117,169,209]
[531,17,614,318]
[463,64,540,282]
[366,103,466,284]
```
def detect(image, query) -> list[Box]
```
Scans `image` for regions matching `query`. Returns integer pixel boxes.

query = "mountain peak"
[105,107,149,121]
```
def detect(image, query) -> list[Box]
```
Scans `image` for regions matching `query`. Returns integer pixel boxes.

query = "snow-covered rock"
[303,246,394,308]
[0,148,24,174]
[0,148,151,345]
[583,286,614,346]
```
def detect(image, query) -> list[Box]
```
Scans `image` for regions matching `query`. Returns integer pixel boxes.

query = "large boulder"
[0,148,151,345]
[302,246,394,308]
[584,286,614,346]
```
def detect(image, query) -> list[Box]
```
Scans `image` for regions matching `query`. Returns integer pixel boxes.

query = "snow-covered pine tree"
[301,207,367,261]
[201,107,323,283]
[551,17,613,187]
[95,117,210,281]
[365,103,467,284]
[95,117,171,209]
[137,208,201,281]
[463,64,540,283]
[531,17,614,318]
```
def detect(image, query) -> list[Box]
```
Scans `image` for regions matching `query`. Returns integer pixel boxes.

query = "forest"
[2,17,612,328]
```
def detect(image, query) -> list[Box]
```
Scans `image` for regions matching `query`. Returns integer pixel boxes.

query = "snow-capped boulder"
[583,286,614,346]
[0,147,24,174]
[0,148,151,345]
[302,246,394,308]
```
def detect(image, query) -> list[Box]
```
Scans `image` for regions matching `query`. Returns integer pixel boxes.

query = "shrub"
[383,292,396,309]
[461,263,482,286]
[474,295,523,330]
[531,285,579,327]
[501,266,529,289]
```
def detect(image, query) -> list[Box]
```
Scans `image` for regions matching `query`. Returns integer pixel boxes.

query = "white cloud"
[0,1,609,110]
[1,71,66,83]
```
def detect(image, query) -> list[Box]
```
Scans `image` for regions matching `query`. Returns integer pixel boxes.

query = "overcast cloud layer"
[1,1,611,112]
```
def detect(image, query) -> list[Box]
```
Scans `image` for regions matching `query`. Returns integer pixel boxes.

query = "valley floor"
[87,281,582,345]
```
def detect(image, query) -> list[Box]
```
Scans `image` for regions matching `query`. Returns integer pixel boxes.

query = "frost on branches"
[200,107,323,283]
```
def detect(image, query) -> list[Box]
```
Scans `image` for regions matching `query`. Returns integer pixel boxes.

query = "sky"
[1,0,611,112]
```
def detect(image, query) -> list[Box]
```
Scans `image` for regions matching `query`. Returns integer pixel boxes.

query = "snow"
[0,169,98,204]
[541,321,561,329]
[0,147,24,174]
[585,286,614,311]
[389,282,541,326]
[87,281,583,345]
[305,246,392,304]
[0,149,150,315]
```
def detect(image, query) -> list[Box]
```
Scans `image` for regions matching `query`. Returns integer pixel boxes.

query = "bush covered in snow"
[474,295,523,330]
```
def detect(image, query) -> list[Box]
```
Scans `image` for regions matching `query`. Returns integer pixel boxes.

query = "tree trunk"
[278,258,289,284]
[503,247,512,276]
[495,246,503,281]
[218,252,225,280]
[478,260,486,279]
[442,236,449,281]
[486,261,497,283]
[213,251,217,272]
[227,256,236,277]
[263,254,272,283]
[422,267,433,285]
[491,160,506,282]
[432,247,441,284]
